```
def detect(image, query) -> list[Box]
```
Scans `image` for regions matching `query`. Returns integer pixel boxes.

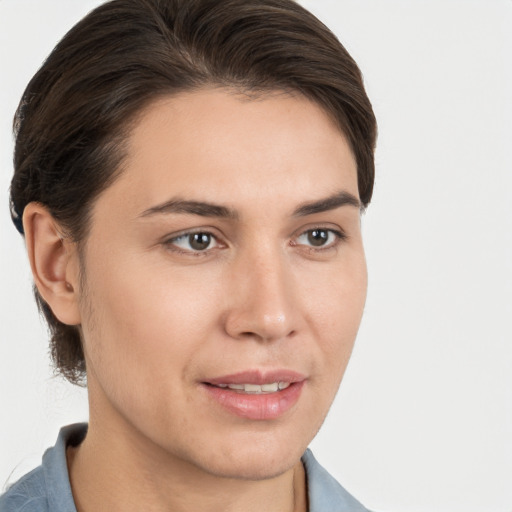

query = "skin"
[25,89,367,512]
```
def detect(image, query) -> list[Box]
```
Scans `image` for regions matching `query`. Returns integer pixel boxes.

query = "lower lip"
[202,382,305,420]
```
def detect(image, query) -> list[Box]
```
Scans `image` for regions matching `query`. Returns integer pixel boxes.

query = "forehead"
[94,88,358,221]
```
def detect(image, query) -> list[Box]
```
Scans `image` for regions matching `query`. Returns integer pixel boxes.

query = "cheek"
[290,254,366,441]
[85,244,215,327]
[309,248,366,324]
[78,248,222,402]
[305,252,367,377]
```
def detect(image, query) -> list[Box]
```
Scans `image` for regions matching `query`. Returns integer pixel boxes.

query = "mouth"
[205,381,291,394]
[201,370,306,420]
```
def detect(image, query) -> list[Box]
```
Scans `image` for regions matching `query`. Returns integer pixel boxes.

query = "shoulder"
[302,449,373,512]
[0,424,87,512]
[0,465,48,512]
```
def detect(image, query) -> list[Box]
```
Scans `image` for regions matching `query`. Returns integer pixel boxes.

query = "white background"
[1,1,511,511]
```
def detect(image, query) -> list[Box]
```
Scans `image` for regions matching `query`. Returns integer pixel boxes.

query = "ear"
[23,202,82,325]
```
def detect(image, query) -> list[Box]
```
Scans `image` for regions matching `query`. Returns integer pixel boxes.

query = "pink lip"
[201,369,306,421]
[206,369,306,386]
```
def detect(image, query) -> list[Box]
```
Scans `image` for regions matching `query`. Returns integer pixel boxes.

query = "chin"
[187,431,309,481]
[202,452,300,481]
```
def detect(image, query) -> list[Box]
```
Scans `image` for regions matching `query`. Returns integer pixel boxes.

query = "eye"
[295,228,345,249]
[166,231,220,253]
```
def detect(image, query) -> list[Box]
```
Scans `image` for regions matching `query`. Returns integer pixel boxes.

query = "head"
[11,0,376,479]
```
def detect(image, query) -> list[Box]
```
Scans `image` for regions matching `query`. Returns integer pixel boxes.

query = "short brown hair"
[10,0,377,385]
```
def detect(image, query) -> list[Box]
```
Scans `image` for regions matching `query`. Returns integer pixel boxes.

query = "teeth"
[244,384,262,393]
[214,382,291,393]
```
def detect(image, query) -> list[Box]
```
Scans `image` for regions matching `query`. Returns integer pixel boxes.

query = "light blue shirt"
[0,424,371,512]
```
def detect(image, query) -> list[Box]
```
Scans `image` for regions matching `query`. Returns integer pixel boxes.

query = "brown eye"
[307,229,329,246]
[189,233,212,251]
[295,228,344,250]
[167,231,218,253]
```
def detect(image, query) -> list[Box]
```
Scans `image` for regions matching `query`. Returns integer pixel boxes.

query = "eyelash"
[291,227,347,253]
[163,230,224,256]
[163,226,347,256]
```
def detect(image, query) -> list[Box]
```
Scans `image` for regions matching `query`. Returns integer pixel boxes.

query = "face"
[76,89,367,480]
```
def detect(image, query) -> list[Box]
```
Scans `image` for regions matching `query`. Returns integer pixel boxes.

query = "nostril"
[235,328,296,343]
[222,285,299,342]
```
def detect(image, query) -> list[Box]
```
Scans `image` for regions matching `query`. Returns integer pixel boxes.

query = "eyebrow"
[292,191,361,217]
[139,199,239,220]
[139,190,361,220]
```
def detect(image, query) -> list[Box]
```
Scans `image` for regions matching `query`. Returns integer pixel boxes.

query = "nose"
[223,248,299,343]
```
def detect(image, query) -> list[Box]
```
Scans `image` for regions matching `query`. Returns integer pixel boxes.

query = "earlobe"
[23,202,82,326]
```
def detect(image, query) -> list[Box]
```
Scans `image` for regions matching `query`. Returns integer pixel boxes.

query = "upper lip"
[205,369,306,386]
